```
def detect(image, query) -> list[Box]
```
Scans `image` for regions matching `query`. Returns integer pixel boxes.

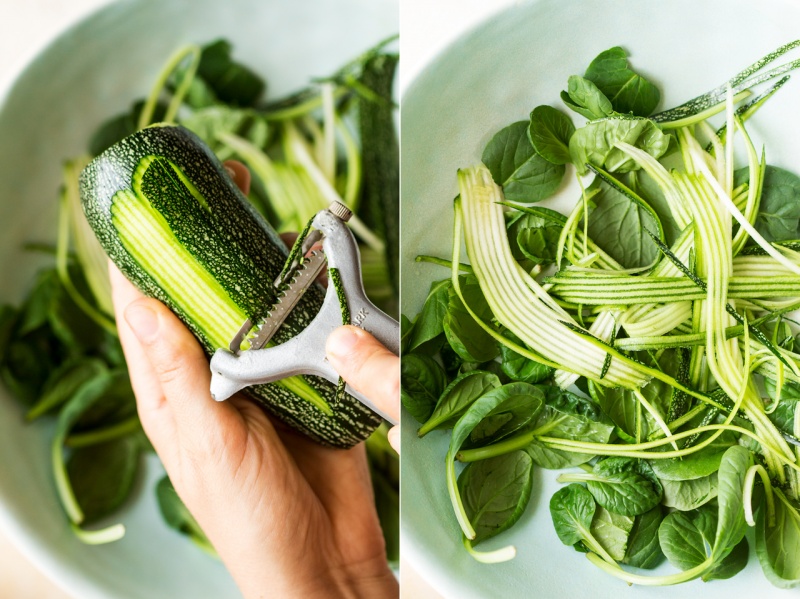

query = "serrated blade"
[247,250,327,351]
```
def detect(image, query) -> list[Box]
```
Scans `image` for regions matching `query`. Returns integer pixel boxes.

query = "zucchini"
[79,124,381,448]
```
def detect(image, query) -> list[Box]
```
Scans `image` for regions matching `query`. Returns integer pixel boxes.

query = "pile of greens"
[0,37,399,562]
[403,41,800,586]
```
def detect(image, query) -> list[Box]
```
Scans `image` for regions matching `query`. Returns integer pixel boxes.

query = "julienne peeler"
[208,200,400,425]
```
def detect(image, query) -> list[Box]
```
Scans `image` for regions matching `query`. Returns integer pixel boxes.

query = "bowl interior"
[400,0,800,597]
[0,0,396,597]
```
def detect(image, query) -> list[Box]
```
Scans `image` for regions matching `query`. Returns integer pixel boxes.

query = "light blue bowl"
[401,0,800,597]
[0,1,396,597]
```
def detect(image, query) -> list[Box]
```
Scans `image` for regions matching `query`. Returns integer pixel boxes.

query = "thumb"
[326,325,399,423]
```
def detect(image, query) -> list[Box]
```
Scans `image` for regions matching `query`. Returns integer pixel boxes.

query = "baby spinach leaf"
[649,430,736,481]
[562,76,614,120]
[88,100,167,156]
[66,437,141,525]
[584,47,661,116]
[569,116,670,176]
[26,358,107,421]
[550,483,597,546]
[658,504,718,571]
[748,165,800,243]
[401,353,447,423]
[756,489,800,588]
[584,174,662,269]
[156,476,215,554]
[444,275,499,363]
[661,473,718,511]
[499,329,553,384]
[586,457,663,516]
[622,506,665,569]
[706,537,750,581]
[71,370,137,432]
[506,211,563,267]
[407,279,450,352]
[590,506,634,561]
[528,106,575,165]
[468,382,544,446]
[193,39,265,108]
[482,121,565,203]
[458,450,534,544]
[526,388,614,469]
[419,370,501,435]
[0,304,18,365]
[711,445,752,563]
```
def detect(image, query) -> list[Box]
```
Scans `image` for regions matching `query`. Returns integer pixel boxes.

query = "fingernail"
[125,303,159,343]
[327,326,360,358]
[224,164,236,180]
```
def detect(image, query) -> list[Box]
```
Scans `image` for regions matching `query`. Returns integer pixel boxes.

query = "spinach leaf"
[458,450,534,544]
[407,279,450,352]
[192,39,265,108]
[622,506,665,569]
[661,473,718,511]
[658,504,749,581]
[88,100,168,156]
[526,387,614,469]
[66,437,141,524]
[0,304,18,365]
[528,106,575,165]
[444,275,499,362]
[586,457,663,516]
[562,76,614,120]
[584,174,662,268]
[627,169,681,247]
[482,121,565,203]
[468,382,544,446]
[550,483,597,546]
[590,506,634,561]
[499,329,553,384]
[156,476,215,554]
[711,445,752,563]
[569,116,670,176]
[756,489,800,588]
[659,504,719,570]
[52,372,117,524]
[746,165,800,243]
[180,106,268,156]
[400,353,447,423]
[419,370,501,435]
[649,430,736,481]
[584,47,660,116]
[506,211,563,267]
[26,358,107,421]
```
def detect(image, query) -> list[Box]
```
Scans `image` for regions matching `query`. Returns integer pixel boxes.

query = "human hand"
[111,160,397,599]
[325,326,400,452]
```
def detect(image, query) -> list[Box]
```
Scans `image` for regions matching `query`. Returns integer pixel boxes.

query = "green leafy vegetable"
[528,106,575,165]
[482,121,565,203]
[400,353,448,423]
[584,46,660,116]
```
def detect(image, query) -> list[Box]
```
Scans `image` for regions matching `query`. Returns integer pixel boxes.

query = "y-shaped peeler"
[208,201,399,424]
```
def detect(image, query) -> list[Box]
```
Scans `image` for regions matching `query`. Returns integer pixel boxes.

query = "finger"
[122,295,244,462]
[325,325,399,423]
[109,263,176,439]
[223,160,250,195]
[387,426,400,454]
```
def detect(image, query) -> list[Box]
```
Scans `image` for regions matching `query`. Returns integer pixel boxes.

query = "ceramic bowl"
[400,0,800,597]
[0,0,396,597]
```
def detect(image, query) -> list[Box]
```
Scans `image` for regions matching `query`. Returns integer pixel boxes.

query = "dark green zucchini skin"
[80,125,380,448]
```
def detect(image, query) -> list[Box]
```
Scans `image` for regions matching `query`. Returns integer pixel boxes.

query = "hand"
[111,161,397,599]
[326,326,400,452]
